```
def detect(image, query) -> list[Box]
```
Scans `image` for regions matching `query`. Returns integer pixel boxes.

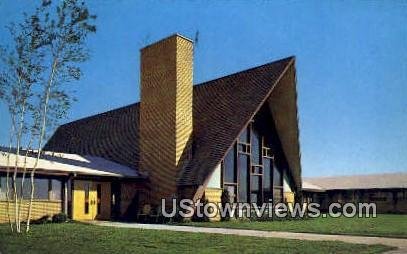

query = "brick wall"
[204,187,222,221]
[0,200,62,223]
[140,34,193,204]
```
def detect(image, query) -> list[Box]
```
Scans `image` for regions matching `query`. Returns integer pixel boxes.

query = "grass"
[182,214,407,238]
[0,223,395,254]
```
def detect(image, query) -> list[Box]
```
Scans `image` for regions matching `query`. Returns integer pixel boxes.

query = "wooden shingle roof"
[45,56,300,188]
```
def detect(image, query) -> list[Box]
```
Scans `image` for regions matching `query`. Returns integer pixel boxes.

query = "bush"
[221,190,232,221]
[33,215,52,224]
[52,213,68,223]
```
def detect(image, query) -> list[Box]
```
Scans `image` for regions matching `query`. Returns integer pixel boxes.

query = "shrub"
[221,190,232,221]
[52,213,68,223]
[32,215,52,224]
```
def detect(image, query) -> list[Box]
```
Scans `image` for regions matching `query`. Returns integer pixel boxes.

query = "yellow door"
[72,180,111,220]
[73,180,97,220]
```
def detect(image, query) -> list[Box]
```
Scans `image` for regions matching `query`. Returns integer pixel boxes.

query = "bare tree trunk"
[18,136,33,228]
[14,106,25,233]
[5,116,16,232]
[13,74,27,233]
[26,59,57,232]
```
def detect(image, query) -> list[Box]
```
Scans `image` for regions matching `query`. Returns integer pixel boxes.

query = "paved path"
[88,221,407,253]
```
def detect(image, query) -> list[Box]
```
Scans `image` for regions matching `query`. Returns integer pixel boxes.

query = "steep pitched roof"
[44,56,300,188]
[45,103,140,170]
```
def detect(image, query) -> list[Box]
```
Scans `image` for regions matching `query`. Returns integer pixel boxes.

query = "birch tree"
[25,0,96,232]
[0,0,96,233]
[0,15,43,232]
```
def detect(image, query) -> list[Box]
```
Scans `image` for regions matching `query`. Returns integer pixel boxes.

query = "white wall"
[283,172,293,193]
[207,163,221,188]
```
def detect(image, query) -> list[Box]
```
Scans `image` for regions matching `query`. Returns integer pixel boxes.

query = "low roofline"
[0,149,142,179]
[303,172,407,191]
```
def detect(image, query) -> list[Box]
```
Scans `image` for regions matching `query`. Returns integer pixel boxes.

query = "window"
[238,154,249,202]
[8,177,35,199]
[250,175,262,205]
[50,179,62,200]
[224,147,236,183]
[0,177,6,200]
[238,143,250,154]
[263,158,272,202]
[251,165,262,175]
[251,176,260,192]
[239,127,250,143]
[262,147,273,158]
[221,107,296,207]
[84,182,90,214]
[34,178,50,200]
[273,163,283,203]
[263,159,271,190]
[251,128,261,165]
[0,176,63,201]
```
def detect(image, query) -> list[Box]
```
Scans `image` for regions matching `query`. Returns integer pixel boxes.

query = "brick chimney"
[139,34,193,204]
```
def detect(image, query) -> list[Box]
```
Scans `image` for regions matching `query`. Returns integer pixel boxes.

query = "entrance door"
[73,180,111,220]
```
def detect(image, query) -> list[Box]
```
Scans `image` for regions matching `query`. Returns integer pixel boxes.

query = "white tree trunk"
[18,137,33,229]
[26,59,57,232]
[5,118,16,232]
[13,78,27,233]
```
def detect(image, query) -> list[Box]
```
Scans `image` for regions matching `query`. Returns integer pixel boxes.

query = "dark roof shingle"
[45,56,297,186]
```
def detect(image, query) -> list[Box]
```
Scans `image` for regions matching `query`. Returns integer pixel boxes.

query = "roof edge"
[184,57,296,190]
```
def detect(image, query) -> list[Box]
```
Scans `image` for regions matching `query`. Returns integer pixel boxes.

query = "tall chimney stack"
[139,34,193,204]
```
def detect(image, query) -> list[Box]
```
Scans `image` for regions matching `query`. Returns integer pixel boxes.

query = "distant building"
[0,34,302,222]
[303,173,407,214]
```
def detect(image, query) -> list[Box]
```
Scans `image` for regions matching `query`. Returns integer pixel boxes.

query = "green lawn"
[0,223,394,254]
[182,214,407,238]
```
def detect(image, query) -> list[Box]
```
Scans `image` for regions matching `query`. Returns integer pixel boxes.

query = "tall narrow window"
[250,175,262,204]
[239,127,250,143]
[84,182,90,214]
[50,179,62,200]
[263,158,272,202]
[273,163,283,203]
[238,127,251,154]
[251,127,261,165]
[238,154,249,202]
[224,146,236,183]
[0,177,5,200]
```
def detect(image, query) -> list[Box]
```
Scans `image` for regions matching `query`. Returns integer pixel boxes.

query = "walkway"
[88,221,407,254]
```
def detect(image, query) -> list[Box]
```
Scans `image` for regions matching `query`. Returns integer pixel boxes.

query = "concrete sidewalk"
[88,221,407,254]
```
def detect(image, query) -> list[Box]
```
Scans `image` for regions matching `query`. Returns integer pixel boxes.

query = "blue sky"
[0,1,406,177]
